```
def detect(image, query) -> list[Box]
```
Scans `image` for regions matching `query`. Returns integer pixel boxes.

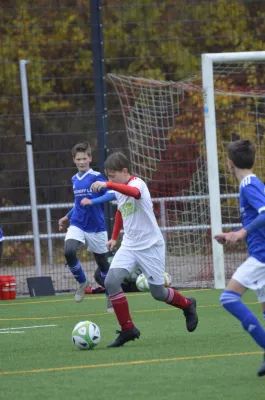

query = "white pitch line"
[0,324,57,331]
[0,331,25,334]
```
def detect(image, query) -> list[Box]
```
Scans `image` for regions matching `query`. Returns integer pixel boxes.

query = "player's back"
[240,174,265,262]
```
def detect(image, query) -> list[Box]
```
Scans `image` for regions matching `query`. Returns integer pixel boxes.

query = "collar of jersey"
[126,175,136,185]
[239,173,256,187]
[76,169,93,180]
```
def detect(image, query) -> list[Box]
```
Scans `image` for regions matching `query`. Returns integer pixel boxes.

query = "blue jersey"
[240,174,265,262]
[70,169,111,233]
[0,228,3,242]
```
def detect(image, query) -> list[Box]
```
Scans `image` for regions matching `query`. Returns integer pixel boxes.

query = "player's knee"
[64,248,77,266]
[64,240,78,266]
[149,284,168,301]
[104,270,119,294]
[105,268,129,295]
[219,290,237,308]
[93,253,110,273]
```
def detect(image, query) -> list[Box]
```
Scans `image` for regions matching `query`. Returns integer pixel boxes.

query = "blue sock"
[68,260,86,284]
[263,311,265,322]
[100,271,109,296]
[220,290,265,350]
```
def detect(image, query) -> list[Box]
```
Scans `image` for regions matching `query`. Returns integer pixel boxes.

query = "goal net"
[109,54,265,288]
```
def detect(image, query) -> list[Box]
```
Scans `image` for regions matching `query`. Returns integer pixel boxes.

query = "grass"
[0,289,264,400]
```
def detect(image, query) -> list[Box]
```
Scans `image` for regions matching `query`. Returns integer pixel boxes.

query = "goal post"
[202,51,265,289]
[109,53,265,289]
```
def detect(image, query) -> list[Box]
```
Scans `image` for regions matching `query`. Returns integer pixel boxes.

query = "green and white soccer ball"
[72,320,100,350]
[136,272,172,292]
[136,273,150,292]
[164,272,172,287]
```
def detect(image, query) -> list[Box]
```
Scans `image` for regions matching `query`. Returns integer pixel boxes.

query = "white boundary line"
[0,324,57,331]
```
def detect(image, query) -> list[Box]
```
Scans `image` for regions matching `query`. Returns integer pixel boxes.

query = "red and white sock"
[165,288,191,309]
[109,291,134,330]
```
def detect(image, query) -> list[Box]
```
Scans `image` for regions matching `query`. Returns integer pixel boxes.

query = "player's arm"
[107,210,123,251]
[81,191,116,207]
[214,229,247,245]
[58,211,72,232]
[241,183,265,234]
[215,184,265,245]
[91,181,141,199]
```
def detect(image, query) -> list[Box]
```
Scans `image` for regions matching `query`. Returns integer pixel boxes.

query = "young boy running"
[215,139,265,377]
[91,152,198,347]
[58,142,115,311]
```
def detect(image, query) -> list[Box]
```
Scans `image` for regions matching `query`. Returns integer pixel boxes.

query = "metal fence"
[1,0,263,294]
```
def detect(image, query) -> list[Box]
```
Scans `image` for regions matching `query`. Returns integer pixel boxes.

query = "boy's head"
[104,152,131,183]
[227,140,255,172]
[72,142,92,172]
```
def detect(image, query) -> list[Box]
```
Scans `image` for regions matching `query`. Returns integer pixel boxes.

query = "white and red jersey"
[107,177,164,250]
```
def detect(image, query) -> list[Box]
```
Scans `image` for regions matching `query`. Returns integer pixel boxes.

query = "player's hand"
[214,233,227,245]
[107,239,117,251]
[80,198,92,207]
[214,229,247,245]
[58,216,69,232]
[91,181,107,192]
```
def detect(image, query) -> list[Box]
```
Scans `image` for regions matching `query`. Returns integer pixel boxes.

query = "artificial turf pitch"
[0,289,264,400]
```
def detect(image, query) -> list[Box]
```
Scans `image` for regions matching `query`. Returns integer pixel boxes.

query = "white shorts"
[65,226,108,254]
[232,256,265,302]
[110,242,165,285]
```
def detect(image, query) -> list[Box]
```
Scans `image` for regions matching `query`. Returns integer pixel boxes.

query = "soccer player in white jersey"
[215,140,265,377]
[91,152,198,347]
[58,142,116,311]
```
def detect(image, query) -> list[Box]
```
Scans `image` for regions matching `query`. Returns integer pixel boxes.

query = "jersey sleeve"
[111,210,123,240]
[242,184,265,213]
[91,191,116,205]
[66,207,74,219]
[92,173,115,196]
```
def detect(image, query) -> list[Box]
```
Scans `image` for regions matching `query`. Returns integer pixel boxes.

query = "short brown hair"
[71,141,92,158]
[104,152,130,172]
[227,139,255,169]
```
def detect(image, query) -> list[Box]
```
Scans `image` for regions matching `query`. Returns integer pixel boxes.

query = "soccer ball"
[164,272,172,287]
[136,273,150,292]
[72,320,100,350]
[136,272,172,292]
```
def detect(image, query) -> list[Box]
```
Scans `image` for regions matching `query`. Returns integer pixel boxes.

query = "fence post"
[19,60,42,276]
[90,0,113,236]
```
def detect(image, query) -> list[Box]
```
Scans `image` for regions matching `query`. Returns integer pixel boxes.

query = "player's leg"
[85,231,113,312]
[93,252,113,312]
[258,300,265,377]
[136,243,198,332]
[104,247,140,347]
[149,283,198,332]
[220,257,265,375]
[64,227,89,302]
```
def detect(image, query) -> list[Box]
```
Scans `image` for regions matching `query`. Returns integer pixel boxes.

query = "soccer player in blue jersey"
[214,139,265,377]
[58,142,116,311]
